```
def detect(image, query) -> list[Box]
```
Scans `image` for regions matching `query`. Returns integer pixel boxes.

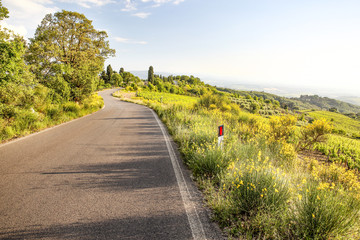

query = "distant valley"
[130,70,360,108]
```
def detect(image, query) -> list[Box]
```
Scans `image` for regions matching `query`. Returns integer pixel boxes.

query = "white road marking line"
[151,109,207,240]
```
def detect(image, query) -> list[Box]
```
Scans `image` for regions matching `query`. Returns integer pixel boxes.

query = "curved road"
[0,89,223,240]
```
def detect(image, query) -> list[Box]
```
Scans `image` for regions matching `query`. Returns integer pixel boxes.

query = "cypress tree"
[148,66,154,83]
[106,64,113,84]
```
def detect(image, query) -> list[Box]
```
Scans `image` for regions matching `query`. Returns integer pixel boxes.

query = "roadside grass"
[0,93,103,142]
[114,89,360,239]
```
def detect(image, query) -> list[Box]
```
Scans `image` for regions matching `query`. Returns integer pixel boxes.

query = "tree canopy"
[0,0,9,21]
[0,1,35,114]
[26,10,115,101]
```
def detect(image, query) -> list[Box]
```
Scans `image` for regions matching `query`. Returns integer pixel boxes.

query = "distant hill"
[336,96,360,106]
[217,87,360,114]
[293,95,360,113]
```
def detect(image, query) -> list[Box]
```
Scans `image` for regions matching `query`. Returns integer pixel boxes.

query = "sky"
[2,0,360,97]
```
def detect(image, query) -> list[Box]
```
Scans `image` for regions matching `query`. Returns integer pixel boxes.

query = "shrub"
[187,143,229,183]
[13,109,39,131]
[45,104,61,119]
[268,115,297,142]
[224,156,290,215]
[291,181,360,239]
[1,126,15,140]
[83,94,104,110]
[198,93,231,112]
[296,118,333,151]
[62,102,80,113]
[0,104,16,119]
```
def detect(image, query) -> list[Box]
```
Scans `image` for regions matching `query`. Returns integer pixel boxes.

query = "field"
[315,135,360,170]
[115,89,360,239]
[136,91,198,107]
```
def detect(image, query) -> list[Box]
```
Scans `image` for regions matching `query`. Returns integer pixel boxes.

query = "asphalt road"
[0,89,224,240]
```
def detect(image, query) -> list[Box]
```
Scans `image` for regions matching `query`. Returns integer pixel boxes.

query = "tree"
[100,70,107,82]
[0,1,35,114]
[119,67,124,75]
[148,66,154,83]
[329,107,337,113]
[0,0,9,20]
[26,10,115,101]
[110,73,122,86]
[106,64,113,84]
[296,119,333,151]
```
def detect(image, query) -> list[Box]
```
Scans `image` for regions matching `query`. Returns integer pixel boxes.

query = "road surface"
[0,89,224,240]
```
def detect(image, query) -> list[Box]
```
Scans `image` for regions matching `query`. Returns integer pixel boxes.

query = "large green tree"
[0,1,35,117]
[26,10,115,101]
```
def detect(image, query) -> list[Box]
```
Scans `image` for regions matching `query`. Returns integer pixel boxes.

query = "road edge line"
[151,109,207,240]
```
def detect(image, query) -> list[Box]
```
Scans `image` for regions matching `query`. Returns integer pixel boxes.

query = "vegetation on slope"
[302,110,360,139]
[115,84,360,239]
[0,1,112,142]
[217,87,360,114]
[294,95,360,114]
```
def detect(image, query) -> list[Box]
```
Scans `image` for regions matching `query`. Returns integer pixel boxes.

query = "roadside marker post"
[218,125,224,149]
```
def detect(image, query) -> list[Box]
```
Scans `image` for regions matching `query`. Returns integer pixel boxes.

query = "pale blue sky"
[3,0,360,96]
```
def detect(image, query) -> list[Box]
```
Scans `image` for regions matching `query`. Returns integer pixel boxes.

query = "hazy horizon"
[128,70,360,105]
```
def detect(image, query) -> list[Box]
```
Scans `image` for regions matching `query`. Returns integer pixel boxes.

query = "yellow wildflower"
[298,194,302,201]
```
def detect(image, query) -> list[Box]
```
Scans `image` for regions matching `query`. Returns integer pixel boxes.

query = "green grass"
[0,94,103,142]
[136,90,198,107]
[303,110,360,138]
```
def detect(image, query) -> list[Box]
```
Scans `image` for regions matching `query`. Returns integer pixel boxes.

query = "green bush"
[225,158,290,215]
[45,104,61,119]
[187,144,229,183]
[62,102,80,113]
[291,181,360,239]
[13,109,39,131]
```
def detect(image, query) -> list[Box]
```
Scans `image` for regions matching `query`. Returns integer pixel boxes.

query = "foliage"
[0,3,105,143]
[148,65,154,83]
[136,90,197,108]
[291,181,360,239]
[0,93,103,141]
[296,95,360,114]
[268,115,297,142]
[106,64,113,84]
[315,135,360,170]
[307,159,360,195]
[26,10,115,101]
[218,87,360,114]
[0,0,8,20]
[198,93,232,111]
[0,1,36,127]
[225,155,290,215]
[303,110,360,139]
[187,143,230,184]
[296,118,333,151]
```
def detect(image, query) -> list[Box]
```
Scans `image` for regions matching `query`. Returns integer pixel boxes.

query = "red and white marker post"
[218,125,224,149]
